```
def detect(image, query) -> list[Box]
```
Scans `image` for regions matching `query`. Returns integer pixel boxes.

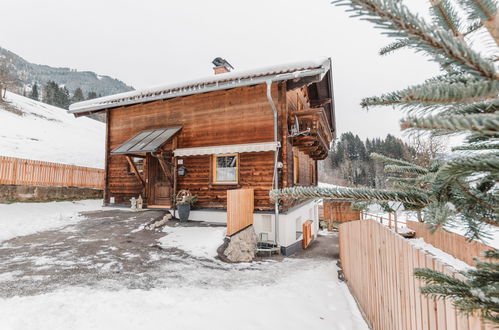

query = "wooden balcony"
[290,107,333,160]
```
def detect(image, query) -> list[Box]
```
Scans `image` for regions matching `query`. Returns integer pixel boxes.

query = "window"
[128,157,144,175]
[212,154,238,184]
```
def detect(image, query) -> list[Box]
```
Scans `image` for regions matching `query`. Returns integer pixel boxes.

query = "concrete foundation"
[0,184,103,203]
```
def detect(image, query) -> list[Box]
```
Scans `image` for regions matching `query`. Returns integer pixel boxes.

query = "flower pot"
[177,203,191,222]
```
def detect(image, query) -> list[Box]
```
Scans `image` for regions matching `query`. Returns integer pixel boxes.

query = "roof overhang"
[69,58,332,115]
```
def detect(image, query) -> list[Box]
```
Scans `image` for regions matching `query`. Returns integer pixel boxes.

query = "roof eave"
[69,67,328,115]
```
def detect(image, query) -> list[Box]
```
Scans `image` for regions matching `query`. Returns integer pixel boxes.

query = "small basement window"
[128,157,144,175]
[212,154,238,184]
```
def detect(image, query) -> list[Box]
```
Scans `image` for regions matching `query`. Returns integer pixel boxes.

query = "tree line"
[27,81,101,109]
[327,132,417,188]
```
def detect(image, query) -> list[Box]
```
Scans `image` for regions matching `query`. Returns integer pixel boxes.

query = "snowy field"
[0,200,369,330]
[0,92,104,168]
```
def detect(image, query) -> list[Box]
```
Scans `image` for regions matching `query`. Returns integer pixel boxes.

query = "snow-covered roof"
[69,57,332,114]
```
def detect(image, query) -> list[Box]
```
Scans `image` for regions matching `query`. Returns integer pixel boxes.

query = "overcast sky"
[1,0,440,140]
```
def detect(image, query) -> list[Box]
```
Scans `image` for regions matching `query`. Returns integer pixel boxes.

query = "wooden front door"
[147,154,173,206]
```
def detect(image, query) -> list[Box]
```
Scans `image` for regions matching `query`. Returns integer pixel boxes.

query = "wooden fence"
[0,156,104,189]
[407,220,492,266]
[226,188,254,236]
[321,201,360,222]
[339,220,492,330]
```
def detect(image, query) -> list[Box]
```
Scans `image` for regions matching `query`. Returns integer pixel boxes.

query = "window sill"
[209,183,241,189]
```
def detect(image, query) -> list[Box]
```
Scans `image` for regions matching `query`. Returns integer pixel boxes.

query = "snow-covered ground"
[0,200,369,330]
[0,257,368,330]
[159,226,226,259]
[0,199,102,242]
[363,204,499,249]
[0,92,104,168]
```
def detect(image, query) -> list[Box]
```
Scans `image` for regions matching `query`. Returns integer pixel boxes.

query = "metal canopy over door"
[111,126,181,208]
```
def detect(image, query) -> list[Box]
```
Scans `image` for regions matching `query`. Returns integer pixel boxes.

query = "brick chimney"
[212,57,234,75]
[214,66,229,74]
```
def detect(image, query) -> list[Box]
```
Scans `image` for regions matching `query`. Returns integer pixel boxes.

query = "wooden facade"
[98,68,335,212]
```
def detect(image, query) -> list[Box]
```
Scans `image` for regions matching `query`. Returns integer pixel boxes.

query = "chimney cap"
[212,57,234,71]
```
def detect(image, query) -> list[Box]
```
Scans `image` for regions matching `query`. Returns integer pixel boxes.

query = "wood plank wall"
[226,188,254,236]
[339,220,493,330]
[0,156,104,189]
[407,220,492,266]
[106,84,277,206]
[105,81,319,210]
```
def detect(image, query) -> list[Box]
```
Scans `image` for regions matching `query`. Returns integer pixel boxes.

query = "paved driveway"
[0,209,229,297]
[0,209,340,299]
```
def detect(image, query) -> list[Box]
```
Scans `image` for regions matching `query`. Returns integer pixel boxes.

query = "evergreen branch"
[332,0,497,78]
[444,99,499,115]
[414,268,466,287]
[452,143,499,150]
[463,20,484,36]
[370,152,420,167]
[384,164,429,175]
[430,0,463,36]
[433,154,499,190]
[361,79,499,108]
[456,179,498,210]
[456,0,497,22]
[269,186,430,205]
[402,113,499,136]
[379,39,410,55]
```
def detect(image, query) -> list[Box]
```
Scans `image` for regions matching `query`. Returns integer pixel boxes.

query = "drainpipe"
[266,80,280,246]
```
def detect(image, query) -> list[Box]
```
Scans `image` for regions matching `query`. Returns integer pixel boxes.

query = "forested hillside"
[0,47,133,108]
[319,132,429,188]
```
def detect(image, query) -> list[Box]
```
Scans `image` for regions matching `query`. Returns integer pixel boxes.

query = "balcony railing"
[289,107,333,160]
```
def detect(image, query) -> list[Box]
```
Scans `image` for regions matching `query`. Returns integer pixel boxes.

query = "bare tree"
[407,133,448,167]
[0,62,16,100]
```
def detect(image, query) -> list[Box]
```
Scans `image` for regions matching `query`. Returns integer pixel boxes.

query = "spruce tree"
[270,0,498,320]
[72,87,84,103]
[87,91,97,100]
[29,83,39,100]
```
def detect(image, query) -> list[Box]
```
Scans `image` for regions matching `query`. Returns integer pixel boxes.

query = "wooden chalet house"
[69,58,335,255]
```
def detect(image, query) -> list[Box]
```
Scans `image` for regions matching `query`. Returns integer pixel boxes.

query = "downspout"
[266,80,280,246]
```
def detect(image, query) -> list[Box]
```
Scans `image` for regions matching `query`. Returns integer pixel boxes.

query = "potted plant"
[175,190,197,222]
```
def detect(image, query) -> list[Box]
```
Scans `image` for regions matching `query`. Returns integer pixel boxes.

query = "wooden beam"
[125,155,145,187]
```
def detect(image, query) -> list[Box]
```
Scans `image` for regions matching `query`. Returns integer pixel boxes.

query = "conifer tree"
[72,87,84,103]
[270,0,498,320]
[29,83,39,100]
[87,91,97,100]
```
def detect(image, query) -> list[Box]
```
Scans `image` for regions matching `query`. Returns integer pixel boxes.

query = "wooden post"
[388,213,392,229]
[125,156,145,187]
[394,212,398,233]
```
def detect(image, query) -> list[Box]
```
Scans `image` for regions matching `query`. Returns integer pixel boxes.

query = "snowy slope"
[0,92,104,168]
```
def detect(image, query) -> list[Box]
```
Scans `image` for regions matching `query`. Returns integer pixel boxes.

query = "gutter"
[266,80,280,246]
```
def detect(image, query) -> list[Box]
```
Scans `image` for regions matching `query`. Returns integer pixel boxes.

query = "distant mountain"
[0,47,134,98]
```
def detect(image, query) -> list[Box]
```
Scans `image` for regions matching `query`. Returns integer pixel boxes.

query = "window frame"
[128,156,145,175]
[212,153,239,185]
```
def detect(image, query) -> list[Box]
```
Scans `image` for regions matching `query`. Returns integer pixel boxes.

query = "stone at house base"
[0,184,102,203]
[220,225,257,263]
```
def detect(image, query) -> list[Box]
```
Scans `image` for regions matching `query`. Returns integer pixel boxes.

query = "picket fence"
[339,219,492,330]
[0,156,104,189]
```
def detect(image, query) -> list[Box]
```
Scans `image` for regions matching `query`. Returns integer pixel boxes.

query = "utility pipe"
[266,80,280,246]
